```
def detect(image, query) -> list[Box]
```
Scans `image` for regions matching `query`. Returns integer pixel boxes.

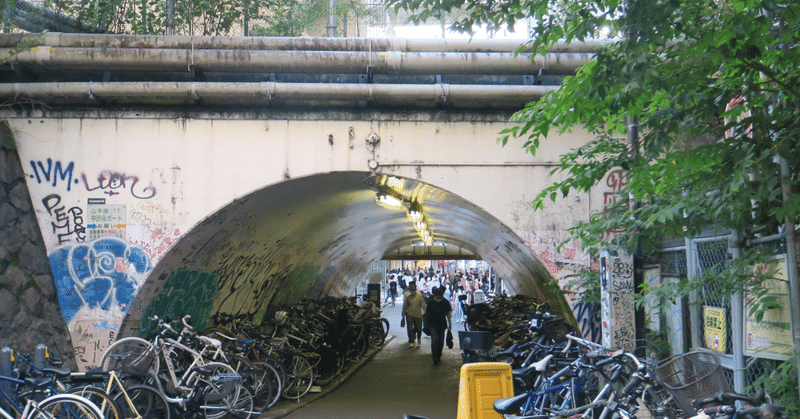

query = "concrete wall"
[5,111,611,369]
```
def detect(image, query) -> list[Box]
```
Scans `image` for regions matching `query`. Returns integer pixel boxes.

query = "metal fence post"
[34,344,47,370]
[0,347,12,410]
[729,231,746,392]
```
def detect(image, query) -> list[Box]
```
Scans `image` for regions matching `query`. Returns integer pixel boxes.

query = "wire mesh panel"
[697,239,733,355]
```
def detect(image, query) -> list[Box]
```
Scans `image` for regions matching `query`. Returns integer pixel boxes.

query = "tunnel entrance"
[117,171,572,340]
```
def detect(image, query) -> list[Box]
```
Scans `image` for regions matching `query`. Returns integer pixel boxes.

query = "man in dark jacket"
[425,286,452,366]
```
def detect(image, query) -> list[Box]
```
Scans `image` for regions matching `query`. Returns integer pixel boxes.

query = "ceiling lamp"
[375,190,404,209]
[407,201,423,222]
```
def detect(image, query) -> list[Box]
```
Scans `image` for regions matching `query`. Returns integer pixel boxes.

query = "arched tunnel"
[118,171,575,338]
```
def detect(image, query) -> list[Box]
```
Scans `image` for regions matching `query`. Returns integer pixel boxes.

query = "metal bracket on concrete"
[360,66,374,84]
[188,64,206,81]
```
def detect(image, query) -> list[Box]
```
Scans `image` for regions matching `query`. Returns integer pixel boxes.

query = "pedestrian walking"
[401,282,426,348]
[386,276,398,306]
[425,286,452,366]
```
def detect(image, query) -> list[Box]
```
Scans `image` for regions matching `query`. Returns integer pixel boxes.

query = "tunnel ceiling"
[120,171,570,336]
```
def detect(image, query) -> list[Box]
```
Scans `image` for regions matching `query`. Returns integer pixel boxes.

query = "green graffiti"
[138,269,219,337]
[270,263,320,308]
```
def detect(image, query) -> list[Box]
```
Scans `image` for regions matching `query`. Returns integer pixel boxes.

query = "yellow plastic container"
[457,362,514,419]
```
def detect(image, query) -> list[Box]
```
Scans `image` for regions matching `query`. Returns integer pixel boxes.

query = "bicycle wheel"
[100,337,159,377]
[26,393,104,419]
[281,354,314,401]
[66,386,124,419]
[368,319,386,348]
[247,361,281,411]
[193,362,238,419]
[112,384,172,419]
[205,382,255,419]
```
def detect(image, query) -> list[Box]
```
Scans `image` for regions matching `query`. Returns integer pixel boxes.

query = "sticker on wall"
[87,204,126,241]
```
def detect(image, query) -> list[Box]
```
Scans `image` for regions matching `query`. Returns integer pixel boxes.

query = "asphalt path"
[266,295,465,419]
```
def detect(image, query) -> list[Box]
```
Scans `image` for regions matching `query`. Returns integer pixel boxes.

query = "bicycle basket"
[655,351,732,415]
[203,373,243,402]
[117,346,157,376]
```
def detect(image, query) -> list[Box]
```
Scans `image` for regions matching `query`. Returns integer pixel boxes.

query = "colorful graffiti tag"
[49,237,152,368]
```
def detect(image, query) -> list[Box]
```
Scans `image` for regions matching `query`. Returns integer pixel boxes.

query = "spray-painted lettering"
[42,194,85,244]
[29,159,79,191]
[81,170,157,199]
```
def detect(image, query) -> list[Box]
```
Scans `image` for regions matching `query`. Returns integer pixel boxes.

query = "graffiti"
[128,226,185,263]
[129,201,170,226]
[29,159,79,191]
[49,237,152,325]
[573,302,602,344]
[81,170,157,199]
[42,194,86,244]
[601,253,635,350]
[271,263,320,306]
[138,269,219,338]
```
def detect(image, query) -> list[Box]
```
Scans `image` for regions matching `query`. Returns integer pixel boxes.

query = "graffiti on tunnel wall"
[138,269,219,338]
[25,157,165,370]
[49,237,152,368]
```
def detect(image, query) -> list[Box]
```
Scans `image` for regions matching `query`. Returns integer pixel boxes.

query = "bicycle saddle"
[493,392,530,414]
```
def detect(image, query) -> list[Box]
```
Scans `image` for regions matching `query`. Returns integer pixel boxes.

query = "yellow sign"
[745,256,792,360]
[703,306,727,352]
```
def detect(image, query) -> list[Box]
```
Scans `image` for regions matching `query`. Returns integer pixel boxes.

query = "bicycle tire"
[368,319,386,348]
[100,337,160,377]
[243,361,281,411]
[111,383,172,419]
[190,361,238,419]
[26,393,105,419]
[206,382,255,419]
[281,354,314,401]
[66,386,124,419]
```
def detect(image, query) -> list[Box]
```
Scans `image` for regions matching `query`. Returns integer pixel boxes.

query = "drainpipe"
[0,32,612,53]
[327,0,337,37]
[1,47,593,75]
[0,81,557,105]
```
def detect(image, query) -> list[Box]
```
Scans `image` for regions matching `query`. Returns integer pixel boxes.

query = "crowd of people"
[385,267,498,365]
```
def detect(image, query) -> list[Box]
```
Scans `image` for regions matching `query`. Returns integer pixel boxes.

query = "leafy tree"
[26,0,335,35]
[389,0,799,302]
[390,0,800,401]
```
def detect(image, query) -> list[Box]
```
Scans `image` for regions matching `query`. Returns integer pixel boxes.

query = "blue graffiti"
[49,237,152,324]
[29,159,79,191]
[573,302,602,344]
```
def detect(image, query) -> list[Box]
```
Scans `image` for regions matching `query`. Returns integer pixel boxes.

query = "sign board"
[744,255,792,360]
[703,306,727,352]
[86,204,126,241]
[600,251,636,351]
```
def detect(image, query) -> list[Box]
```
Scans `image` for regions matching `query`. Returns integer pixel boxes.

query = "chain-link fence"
[656,232,795,394]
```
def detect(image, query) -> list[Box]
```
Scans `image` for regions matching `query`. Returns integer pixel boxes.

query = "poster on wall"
[87,204,127,240]
[744,255,792,360]
[703,306,727,353]
[600,250,635,351]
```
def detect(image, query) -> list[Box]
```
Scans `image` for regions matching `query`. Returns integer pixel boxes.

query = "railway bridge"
[0,33,612,369]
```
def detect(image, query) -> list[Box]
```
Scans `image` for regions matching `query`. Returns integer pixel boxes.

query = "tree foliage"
[388,0,800,314]
[18,0,379,36]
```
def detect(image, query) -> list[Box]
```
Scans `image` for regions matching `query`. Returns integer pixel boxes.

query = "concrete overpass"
[0,33,611,370]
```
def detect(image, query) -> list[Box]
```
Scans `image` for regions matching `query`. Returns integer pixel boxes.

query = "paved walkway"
[260,296,465,419]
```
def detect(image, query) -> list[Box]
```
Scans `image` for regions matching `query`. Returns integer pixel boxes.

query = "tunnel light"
[414,221,427,231]
[419,228,431,238]
[407,209,422,222]
[422,235,433,246]
[375,189,404,210]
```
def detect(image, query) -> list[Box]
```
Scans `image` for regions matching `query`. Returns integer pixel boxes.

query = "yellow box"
[457,362,514,419]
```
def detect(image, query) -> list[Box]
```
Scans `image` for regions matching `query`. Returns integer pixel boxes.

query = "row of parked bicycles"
[0,348,114,419]
[96,296,389,418]
[455,297,786,419]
